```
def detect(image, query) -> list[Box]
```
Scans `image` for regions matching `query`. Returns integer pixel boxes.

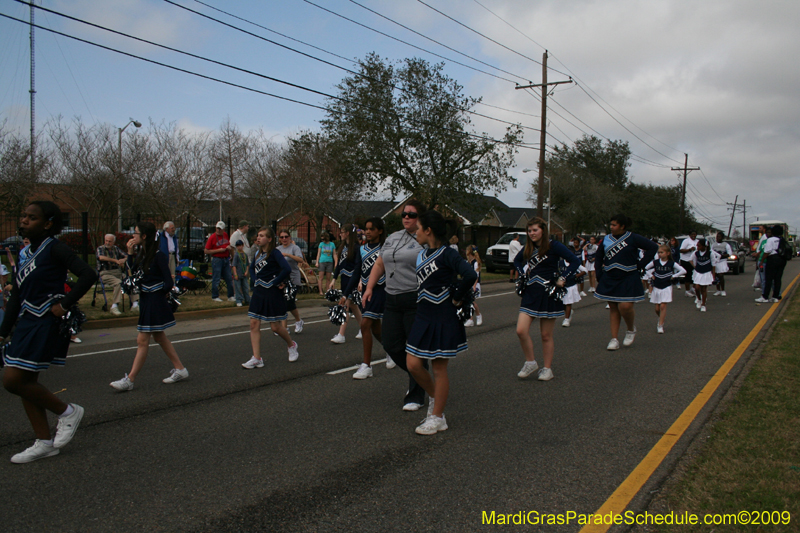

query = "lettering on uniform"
[605,240,628,261]
[417,260,439,284]
[362,250,378,275]
[525,253,548,273]
[254,253,269,274]
[17,260,37,285]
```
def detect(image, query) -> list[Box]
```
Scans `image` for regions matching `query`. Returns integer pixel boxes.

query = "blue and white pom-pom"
[348,289,362,307]
[284,279,299,302]
[325,289,343,302]
[54,297,87,339]
[515,274,527,296]
[544,274,568,302]
[327,304,348,325]
[167,285,185,312]
[122,269,143,295]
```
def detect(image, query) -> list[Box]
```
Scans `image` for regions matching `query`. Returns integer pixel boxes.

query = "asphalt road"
[1,261,797,532]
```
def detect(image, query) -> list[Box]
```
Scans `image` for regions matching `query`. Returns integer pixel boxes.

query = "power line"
[414,0,571,78]
[698,168,727,203]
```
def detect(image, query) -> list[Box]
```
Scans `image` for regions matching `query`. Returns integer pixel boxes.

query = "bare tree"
[240,130,291,224]
[211,118,249,208]
[0,122,49,216]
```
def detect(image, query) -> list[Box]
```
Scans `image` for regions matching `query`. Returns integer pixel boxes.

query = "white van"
[485,232,527,272]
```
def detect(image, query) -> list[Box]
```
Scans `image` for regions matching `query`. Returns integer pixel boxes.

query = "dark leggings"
[763,255,786,299]
[383,291,428,406]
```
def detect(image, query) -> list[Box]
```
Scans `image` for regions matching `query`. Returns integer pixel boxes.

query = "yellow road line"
[580,272,800,533]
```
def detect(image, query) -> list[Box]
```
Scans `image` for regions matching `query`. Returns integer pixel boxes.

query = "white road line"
[327,359,388,375]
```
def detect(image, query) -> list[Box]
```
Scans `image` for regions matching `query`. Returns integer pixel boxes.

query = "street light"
[118,118,142,233]
[523,168,551,228]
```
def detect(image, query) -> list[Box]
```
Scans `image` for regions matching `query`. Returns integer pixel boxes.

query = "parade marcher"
[316,232,336,296]
[508,233,523,283]
[330,225,363,344]
[406,210,477,435]
[344,218,386,379]
[690,239,719,312]
[242,227,297,368]
[584,236,599,292]
[569,236,588,296]
[757,225,789,303]
[561,262,587,327]
[1,201,97,463]
[645,244,687,333]
[464,245,483,327]
[514,217,577,380]
[277,231,305,334]
[711,232,733,296]
[204,221,235,302]
[679,231,699,297]
[110,222,188,391]
[231,240,251,307]
[96,233,136,315]
[594,214,659,350]
[668,236,682,288]
[157,221,180,280]
[753,225,769,292]
[364,200,426,410]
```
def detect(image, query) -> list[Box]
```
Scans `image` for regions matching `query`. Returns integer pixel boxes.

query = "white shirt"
[508,239,523,263]
[679,237,699,262]
[763,236,780,256]
[230,229,252,259]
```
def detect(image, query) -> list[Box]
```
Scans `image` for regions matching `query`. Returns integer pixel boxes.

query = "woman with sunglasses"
[277,231,305,334]
[330,225,363,344]
[364,200,427,410]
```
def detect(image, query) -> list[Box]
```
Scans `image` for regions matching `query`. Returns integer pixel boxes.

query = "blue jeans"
[233,277,250,303]
[211,257,234,299]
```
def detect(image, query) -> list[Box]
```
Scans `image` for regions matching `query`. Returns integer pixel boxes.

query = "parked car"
[177,227,208,261]
[0,235,25,254]
[724,240,746,275]
[485,232,527,272]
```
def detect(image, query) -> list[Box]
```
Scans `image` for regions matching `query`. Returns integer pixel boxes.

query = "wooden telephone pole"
[515,51,572,218]
[671,154,700,233]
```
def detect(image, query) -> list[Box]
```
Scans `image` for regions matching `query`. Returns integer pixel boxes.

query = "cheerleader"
[406,211,477,435]
[514,218,578,380]
[584,236,599,292]
[569,237,588,296]
[464,245,483,327]
[342,218,386,379]
[1,201,97,463]
[241,227,297,368]
[560,261,587,327]
[668,237,682,288]
[710,232,732,296]
[690,239,719,312]
[110,222,188,391]
[329,226,363,344]
[594,214,659,350]
[645,244,687,333]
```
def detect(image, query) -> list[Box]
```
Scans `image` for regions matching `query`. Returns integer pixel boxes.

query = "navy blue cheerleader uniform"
[345,243,385,320]
[513,240,579,318]
[248,248,291,322]
[594,232,658,303]
[131,250,176,332]
[585,244,598,272]
[333,245,357,305]
[0,237,96,371]
[406,246,477,359]
[692,250,717,286]
[647,259,686,304]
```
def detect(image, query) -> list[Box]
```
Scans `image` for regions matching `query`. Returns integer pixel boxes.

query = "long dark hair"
[30,201,64,237]
[344,225,360,262]
[523,217,550,260]
[418,210,449,245]
[259,226,277,255]
[364,217,386,244]
[135,221,158,274]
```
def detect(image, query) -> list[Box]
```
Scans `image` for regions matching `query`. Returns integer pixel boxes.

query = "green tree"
[322,53,522,209]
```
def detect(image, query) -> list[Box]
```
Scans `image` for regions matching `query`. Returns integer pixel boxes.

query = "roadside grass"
[654,291,800,531]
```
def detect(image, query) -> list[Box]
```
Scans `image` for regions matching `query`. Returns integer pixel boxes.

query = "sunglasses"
[279,235,290,239]
[401,211,418,219]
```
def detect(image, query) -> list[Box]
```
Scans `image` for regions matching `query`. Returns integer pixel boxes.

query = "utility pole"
[29,2,36,181]
[742,200,747,244]
[726,195,738,238]
[671,154,700,233]
[515,51,572,218]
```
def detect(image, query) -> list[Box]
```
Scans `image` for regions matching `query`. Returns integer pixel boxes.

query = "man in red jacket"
[204,221,235,302]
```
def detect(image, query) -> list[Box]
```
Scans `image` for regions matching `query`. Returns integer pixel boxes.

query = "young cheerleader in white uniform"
[710,232,733,296]
[690,239,720,313]
[645,244,687,333]
[464,245,483,327]
[560,261,587,327]
[584,236,598,292]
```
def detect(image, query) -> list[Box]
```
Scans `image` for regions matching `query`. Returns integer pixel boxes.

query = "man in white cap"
[204,221,235,302]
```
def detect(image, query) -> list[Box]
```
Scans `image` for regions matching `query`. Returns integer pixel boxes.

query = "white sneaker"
[623,328,636,346]
[657,324,664,334]
[537,367,554,381]
[110,306,122,316]
[228,296,236,302]
[700,306,707,312]
[517,360,539,378]
[696,300,702,309]
[685,290,694,297]
[241,356,264,369]
[713,291,721,296]
[580,291,587,297]
[236,302,243,307]
[162,367,189,383]
[110,374,134,391]
[54,404,84,448]
[721,291,727,297]
[211,298,224,302]
[70,337,82,344]
[562,317,571,327]
[386,355,396,369]
[355,330,362,339]
[607,338,620,351]
[755,297,769,303]
[331,334,346,344]
[464,319,475,327]
[288,341,299,362]
[10,440,60,464]
[352,363,373,379]
[605,304,610,309]
[415,415,448,435]
[131,302,139,310]
[475,314,483,326]
[294,320,304,334]
[588,287,595,293]
[769,297,780,303]
[403,402,423,412]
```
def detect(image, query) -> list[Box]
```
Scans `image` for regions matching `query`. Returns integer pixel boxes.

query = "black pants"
[383,291,428,406]
[763,255,786,299]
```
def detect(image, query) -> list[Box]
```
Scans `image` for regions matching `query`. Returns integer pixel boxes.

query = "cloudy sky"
[1,0,798,237]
